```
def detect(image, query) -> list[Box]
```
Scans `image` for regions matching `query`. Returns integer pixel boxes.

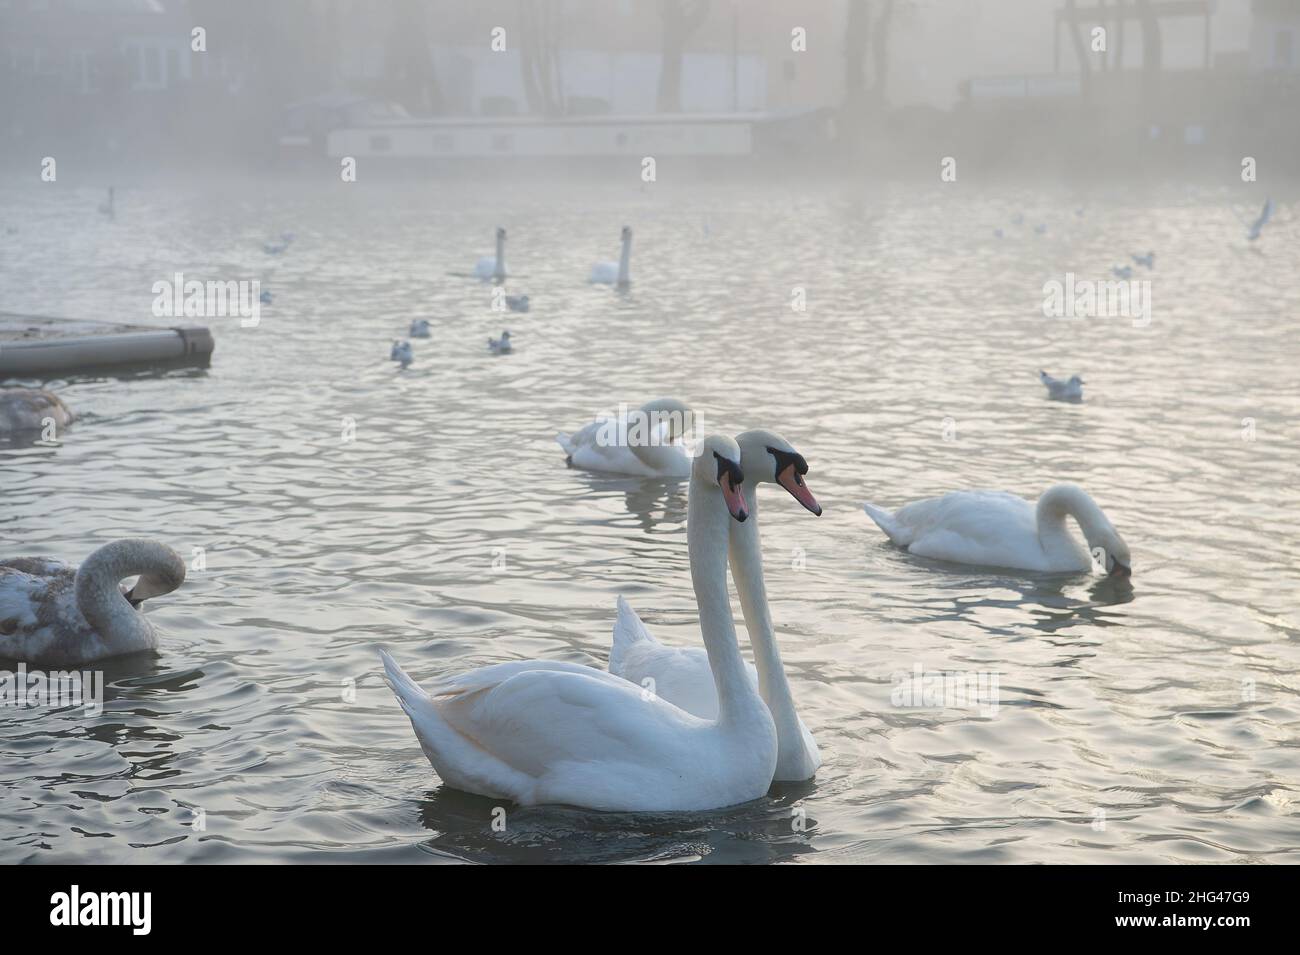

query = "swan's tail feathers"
[555,432,576,461]
[609,595,659,676]
[378,650,528,803]
[862,501,910,546]
[380,649,436,720]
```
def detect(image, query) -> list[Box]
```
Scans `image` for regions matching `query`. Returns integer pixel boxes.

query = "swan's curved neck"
[617,233,631,285]
[74,540,181,650]
[688,478,764,727]
[625,399,687,472]
[728,488,809,759]
[1035,485,1106,554]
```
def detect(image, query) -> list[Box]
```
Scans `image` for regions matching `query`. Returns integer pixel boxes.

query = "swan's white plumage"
[606,430,822,780]
[556,421,687,477]
[862,487,1127,574]
[610,603,819,770]
[590,226,631,285]
[610,595,757,720]
[556,402,691,478]
[0,541,185,665]
[475,228,507,279]
[589,261,620,284]
[381,622,773,811]
[381,434,777,811]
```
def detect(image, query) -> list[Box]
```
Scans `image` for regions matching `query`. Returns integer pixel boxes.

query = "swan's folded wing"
[609,595,659,675]
[895,491,1035,547]
[439,664,699,781]
[0,567,45,635]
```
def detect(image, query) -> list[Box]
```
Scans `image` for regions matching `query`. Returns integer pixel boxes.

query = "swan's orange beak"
[721,472,748,522]
[777,464,822,516]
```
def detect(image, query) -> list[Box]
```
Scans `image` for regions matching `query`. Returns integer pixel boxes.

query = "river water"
[1,177,1297,863]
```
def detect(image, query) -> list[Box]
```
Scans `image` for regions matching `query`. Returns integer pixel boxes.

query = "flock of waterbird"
[0,190,1283,814]
[388,224,631,367]
[0,374,1131,812]
[995,196,1276,280]
[387,393,1131,810]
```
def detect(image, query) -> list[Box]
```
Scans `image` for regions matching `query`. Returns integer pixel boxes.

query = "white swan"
[488,330,512,354]
[1039,370,1083,401]
[589,226,631,287]
[380,435,777,811]
[408,319,431,338]
[609,429,823,781]
[556,397,693,478]
[0,539,186,665]
[0,388,73,435]
[862,484,1131,575]
[1131,251,1155,269]
[474,227,506,280]
[505,294,530,313]
[390,340,413,366]
[1112,265,1134,280]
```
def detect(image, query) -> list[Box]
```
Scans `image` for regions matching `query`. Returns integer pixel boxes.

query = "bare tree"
[521,0,564,114]
[383,0,440,113]
[870,0,895,108]
[657,0,711,113]
[843,0,870,116]
[1064,0,1092,101]
[842,0,898,151]
[1134,0,1162,111]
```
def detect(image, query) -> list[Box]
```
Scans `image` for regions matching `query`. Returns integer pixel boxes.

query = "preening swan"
[380,435,779,812]
[609,429,823,781]
[1039,370,1083,402]
[0,539,186,666]
[590,226,632,287]
[474,227,506,280]
[0,388,73,435]
[862,484,1131,575]
[556,397,693,478]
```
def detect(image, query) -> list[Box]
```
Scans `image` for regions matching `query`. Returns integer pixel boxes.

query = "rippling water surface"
[1,178,1297,864]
